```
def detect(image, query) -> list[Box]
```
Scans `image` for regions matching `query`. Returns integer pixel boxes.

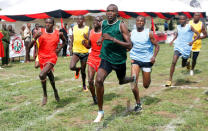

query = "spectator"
[20,25,26,40]
[24,23,32,63]
[59,23,68,56]
[0,31,4,69]
[1,23,10,66]
[8,25,15,36]
[169,19,174,30]
[164,20,169,31]
[32,23,40,59]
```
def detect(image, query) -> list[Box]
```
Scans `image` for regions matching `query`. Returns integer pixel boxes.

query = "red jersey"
[89,29,102,57]
[87,29,102,71]
[0,32,4,58]
[38,28,59,70]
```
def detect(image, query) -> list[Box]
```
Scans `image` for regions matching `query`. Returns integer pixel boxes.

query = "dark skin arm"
[83,36,91,49]
[101,22,132,50]
[170,31,178,46]
[199,24,207,39]
[68,34,73,55]
[82,27,91,49]
[56,32,66,55]
[190,25,200,46]
[28,31,42,49]
[149,32,160,64]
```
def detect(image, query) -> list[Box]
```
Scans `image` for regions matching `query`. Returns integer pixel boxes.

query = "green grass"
[0,39,208,131]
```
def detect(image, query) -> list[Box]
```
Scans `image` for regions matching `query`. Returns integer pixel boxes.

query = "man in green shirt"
[1,23,10,66]
[94,4,134,122]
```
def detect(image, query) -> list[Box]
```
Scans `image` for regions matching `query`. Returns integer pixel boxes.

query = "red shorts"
[39,56,57,71]
[87,54,101,72]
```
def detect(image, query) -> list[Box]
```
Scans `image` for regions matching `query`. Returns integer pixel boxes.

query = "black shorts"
[131,60,153,68]
[99,59,126,80]
[73,53,89,62]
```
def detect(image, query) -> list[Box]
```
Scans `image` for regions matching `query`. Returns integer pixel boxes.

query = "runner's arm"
[102,22,132,50]
[28,31,42,49]
[82,27,91,49]
[200,24,207,39]
[69,34,73,52]
[169,31,178,46]
[149,32,160,64]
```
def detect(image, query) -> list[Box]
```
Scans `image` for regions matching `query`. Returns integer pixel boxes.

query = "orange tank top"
[38,28,59,58]
[89,29,102,57]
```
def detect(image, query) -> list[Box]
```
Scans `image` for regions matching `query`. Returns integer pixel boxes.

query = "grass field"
[0,39,208,131]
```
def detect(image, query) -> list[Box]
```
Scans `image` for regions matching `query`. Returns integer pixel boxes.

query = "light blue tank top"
[174,24,194,58]
[130,28,153,62]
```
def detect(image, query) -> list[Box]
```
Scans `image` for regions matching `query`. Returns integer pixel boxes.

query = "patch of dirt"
[69,116,91,125]
[154,111,177,118]
[13,95,27,103]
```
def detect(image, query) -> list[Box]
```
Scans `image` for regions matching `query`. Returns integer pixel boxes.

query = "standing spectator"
[68,24,74,55]
[164,20,169,31]
[169,19,174,31]
[32,23,40,59]
[24,23,32,63]
[8,25,15,36]
[8,25,16,62]
[0,31,4,69]
[1,23,10,67]
[20,25,26,39]
[59,23,68,56]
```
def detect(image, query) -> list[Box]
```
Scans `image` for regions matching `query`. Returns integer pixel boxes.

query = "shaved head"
[77,15,85,20]
[136,16,146,23]
[45,17,55,25]
[107,4,118,12]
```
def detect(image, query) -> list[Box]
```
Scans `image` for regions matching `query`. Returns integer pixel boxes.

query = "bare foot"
[41,96,47,106]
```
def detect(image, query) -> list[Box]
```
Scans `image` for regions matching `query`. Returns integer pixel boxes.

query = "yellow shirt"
[189,20,202,51]
[72,25,89,53]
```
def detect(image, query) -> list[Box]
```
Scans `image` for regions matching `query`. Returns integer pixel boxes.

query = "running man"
[94,4,134,122]
[189,12,207,76]
[130,16,159,112]
[69,15,90,91]
[31,18,66,106]
[166,14,200,87]
[83,16,103,104]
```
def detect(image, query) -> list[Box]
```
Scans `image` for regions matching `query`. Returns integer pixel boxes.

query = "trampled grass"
[0,39,208,131]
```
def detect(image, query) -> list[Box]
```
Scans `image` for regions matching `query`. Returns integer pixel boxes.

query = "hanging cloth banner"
[9,34,34,58]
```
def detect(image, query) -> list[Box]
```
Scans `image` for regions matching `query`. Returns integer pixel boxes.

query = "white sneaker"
[190,70,194,76]
[0,67,3,69]
[93,111,104,123]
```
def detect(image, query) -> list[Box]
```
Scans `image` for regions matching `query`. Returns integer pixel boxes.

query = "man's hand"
[103,33,114,41]
[169,41,174,46]
[82,40,88,47]
[189,41,193,46]
[83,33,88,40]
[150,56,156,64]
[34,31,42,40]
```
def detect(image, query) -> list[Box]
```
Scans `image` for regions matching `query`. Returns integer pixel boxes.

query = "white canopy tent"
[0,0,205,21]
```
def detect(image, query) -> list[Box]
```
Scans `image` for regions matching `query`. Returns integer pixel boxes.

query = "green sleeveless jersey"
[100,20,127,64]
